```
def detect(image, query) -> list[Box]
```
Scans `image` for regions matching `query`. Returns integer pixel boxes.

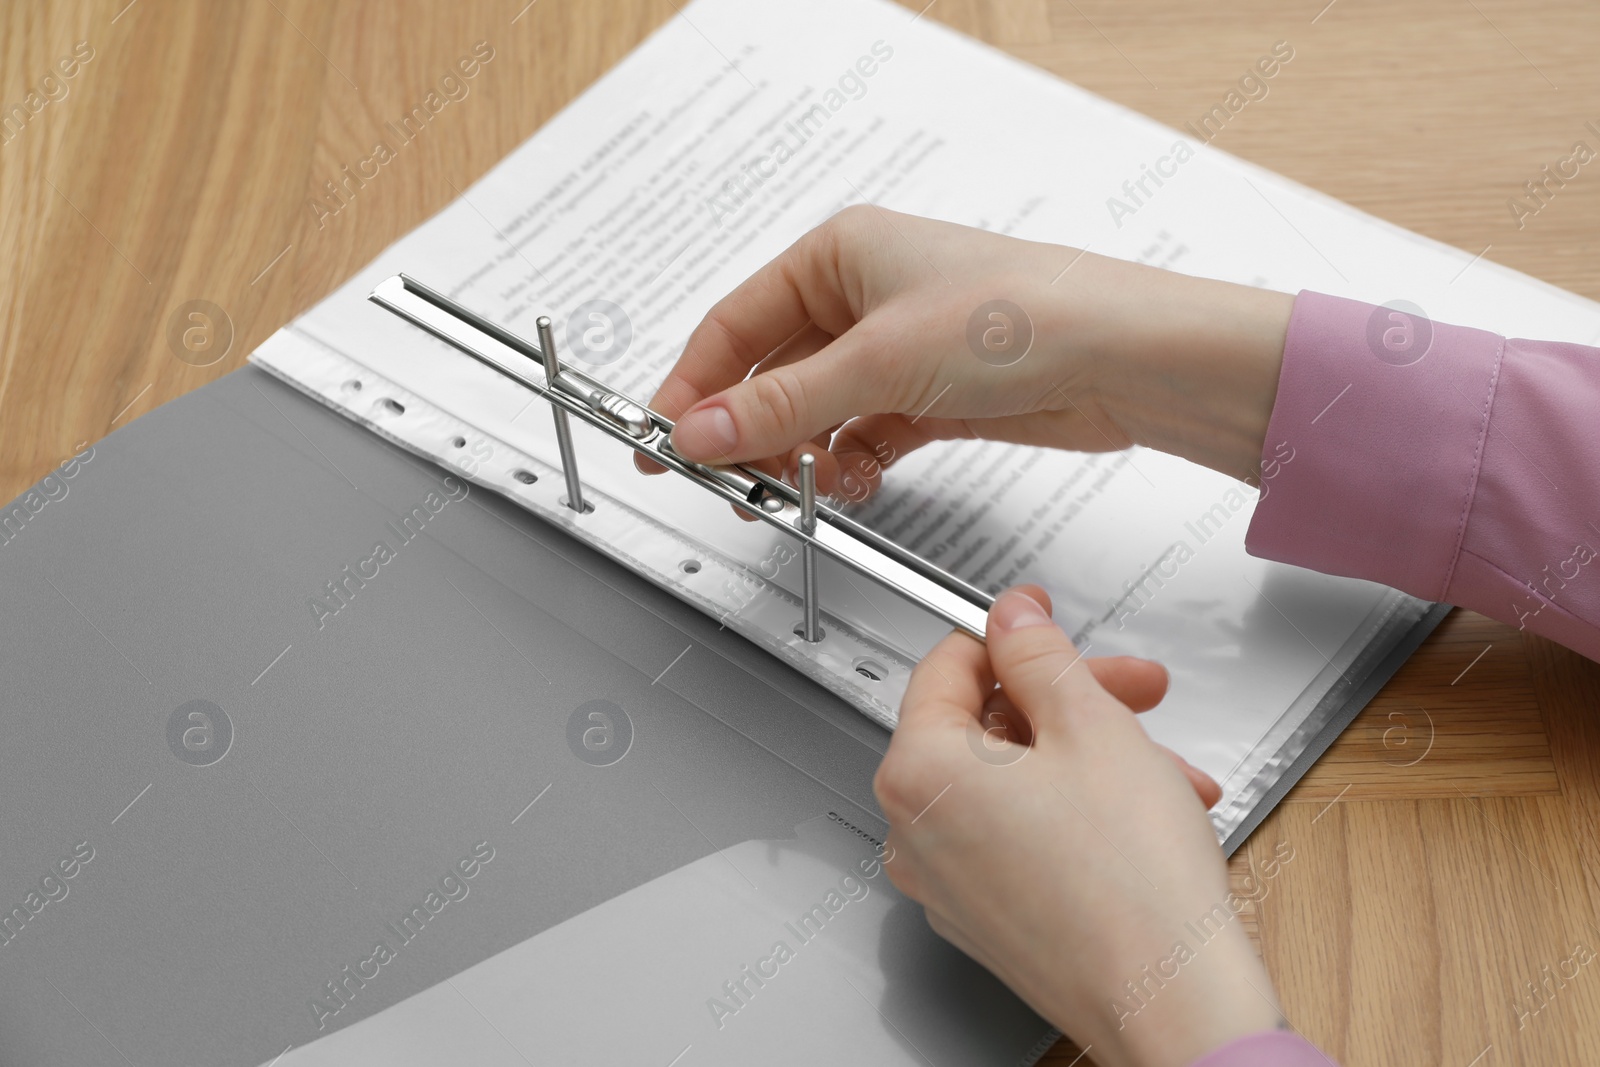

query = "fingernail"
[673,404,738,458]
[990,590,1054,632]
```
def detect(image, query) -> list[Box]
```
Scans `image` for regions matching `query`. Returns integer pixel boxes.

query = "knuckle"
[703,309,764,372]
[831,202,877,232]
[999,633,1079,693]
[819,204,886,264]
[1017,640,1068,676]
[872,754,919,822]
[835,454,882,502]
[748,367,808,436]
[1003,612,1073,655]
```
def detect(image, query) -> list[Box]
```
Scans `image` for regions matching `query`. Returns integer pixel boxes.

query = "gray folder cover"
[0,369,1050,1065]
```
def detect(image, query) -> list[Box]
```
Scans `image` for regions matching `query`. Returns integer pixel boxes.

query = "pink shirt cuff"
[1246,291,1600,662]
[1245,290,1503,596]
[1186,1029,1335,1067]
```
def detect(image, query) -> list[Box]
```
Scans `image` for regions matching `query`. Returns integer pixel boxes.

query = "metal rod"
[799,453,820,642]
[536,315,587,513]
[369,274,993,639]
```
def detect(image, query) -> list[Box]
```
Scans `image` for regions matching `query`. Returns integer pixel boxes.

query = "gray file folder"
[0,368,1054,1066]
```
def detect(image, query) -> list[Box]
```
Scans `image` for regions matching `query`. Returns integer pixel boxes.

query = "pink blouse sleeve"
[1186,1030,1336,1066]
[1246,290,1600,661]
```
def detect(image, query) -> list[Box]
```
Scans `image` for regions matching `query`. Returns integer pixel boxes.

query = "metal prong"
[537,315,587,513]
[371,275,993,639]
[799,454,821,642]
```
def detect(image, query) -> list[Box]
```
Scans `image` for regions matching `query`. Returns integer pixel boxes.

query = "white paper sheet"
[252,0,1600,832]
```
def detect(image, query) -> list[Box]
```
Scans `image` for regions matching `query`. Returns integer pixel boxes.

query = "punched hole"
[794,622,827,641]
[512,469,538,485]
[375,398,405,416]
[451,436,467,449]
[853,658,886,682]
[680,560,702,574]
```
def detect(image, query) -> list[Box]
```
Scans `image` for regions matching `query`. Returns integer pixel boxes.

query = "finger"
[637,224,850,477]
[828,413,976,502]
[648,221,858,423]
[825,405,1127,504]
[981,655,1165,745]
[1085,657,1170,713]
[1157,743,1223,808]
[777,431,856,497]
[970,584,1074,747]
[980,690,1034,747]
[831,413,961,466]
[669,333,883,465]
[897,628,994,736]
[781,443,841,494]
[751,321,834,378]
[1012,583,1053,614]
[985,587,1107,730]
[652,277,812,422]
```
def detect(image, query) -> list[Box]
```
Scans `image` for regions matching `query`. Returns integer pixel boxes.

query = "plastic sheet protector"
[254,0,1600,851]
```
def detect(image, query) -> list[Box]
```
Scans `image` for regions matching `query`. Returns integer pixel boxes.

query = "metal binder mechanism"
[369,274,993,640]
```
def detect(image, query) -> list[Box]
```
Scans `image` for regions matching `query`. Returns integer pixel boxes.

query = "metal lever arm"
[369,274,993,639]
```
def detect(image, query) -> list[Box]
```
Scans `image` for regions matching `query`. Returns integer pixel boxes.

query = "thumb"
[669,336,881,465]
[988,587,1222,807]
[985,588,1110,726]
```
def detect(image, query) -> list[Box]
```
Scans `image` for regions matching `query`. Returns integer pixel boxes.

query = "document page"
[253,0,1600,824]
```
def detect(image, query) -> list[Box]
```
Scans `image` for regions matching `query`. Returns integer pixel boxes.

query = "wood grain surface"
[4,2,1599,1064]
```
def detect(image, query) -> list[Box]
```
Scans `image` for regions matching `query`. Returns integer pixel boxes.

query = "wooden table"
[4,2,1598,1064]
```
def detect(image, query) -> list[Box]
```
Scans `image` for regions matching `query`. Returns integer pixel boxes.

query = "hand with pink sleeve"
[651,206,1600,1066]
[650,207,1600,658]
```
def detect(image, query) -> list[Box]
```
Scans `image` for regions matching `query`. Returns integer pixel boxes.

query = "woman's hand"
[651,207,1295,1062]
[876,586,1284,1067]
[645,206,1294,497]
